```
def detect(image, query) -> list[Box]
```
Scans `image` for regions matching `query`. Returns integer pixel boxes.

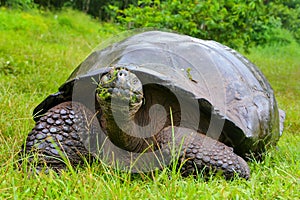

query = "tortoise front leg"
[20,101,100,172]
[156,126,250,179]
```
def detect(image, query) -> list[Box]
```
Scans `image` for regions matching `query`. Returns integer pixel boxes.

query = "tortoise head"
[96,67,144,118]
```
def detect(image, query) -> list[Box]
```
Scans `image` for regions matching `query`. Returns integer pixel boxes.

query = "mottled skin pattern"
[22,102,99,172]
[22,68,250,179]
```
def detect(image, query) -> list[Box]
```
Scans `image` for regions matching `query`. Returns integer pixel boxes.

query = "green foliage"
[112,0,299,50]
[31,0,138,20]
[2,0,299,50]
[1,0,36,9]
[267,0,300,43]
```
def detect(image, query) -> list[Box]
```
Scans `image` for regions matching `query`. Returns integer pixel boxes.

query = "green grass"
[0,8,299,199]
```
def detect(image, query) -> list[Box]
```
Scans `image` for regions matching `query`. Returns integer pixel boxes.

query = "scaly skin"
[21,101,99,172]
[156,127,250,179]
[22,101,250,179]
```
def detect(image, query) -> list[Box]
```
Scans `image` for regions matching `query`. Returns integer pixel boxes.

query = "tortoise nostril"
[118,70,128,78]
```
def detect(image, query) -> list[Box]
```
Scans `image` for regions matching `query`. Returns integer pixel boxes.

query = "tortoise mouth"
[96,67,144,109]
[98,87,143,104]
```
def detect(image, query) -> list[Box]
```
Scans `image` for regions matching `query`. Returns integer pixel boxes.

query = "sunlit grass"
[0,8,299,199]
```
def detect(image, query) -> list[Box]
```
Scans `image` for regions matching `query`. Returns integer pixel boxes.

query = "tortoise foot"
[158,126,250,179]
[20,101,99,171]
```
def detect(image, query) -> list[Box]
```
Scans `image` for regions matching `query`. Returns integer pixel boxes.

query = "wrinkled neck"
[99,100,157,152]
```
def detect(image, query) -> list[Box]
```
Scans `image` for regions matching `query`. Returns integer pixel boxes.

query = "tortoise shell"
[33,31,284,158]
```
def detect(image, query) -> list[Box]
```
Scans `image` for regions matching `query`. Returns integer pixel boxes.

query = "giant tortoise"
[21,31,285,179]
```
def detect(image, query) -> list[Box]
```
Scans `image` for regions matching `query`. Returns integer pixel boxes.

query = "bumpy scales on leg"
[22,101,250,179]
[21,101,99,172]
[157,127,250,179]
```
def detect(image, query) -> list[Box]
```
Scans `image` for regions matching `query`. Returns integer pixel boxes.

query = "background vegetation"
[0,1,299,199]
[1,0,299,50]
